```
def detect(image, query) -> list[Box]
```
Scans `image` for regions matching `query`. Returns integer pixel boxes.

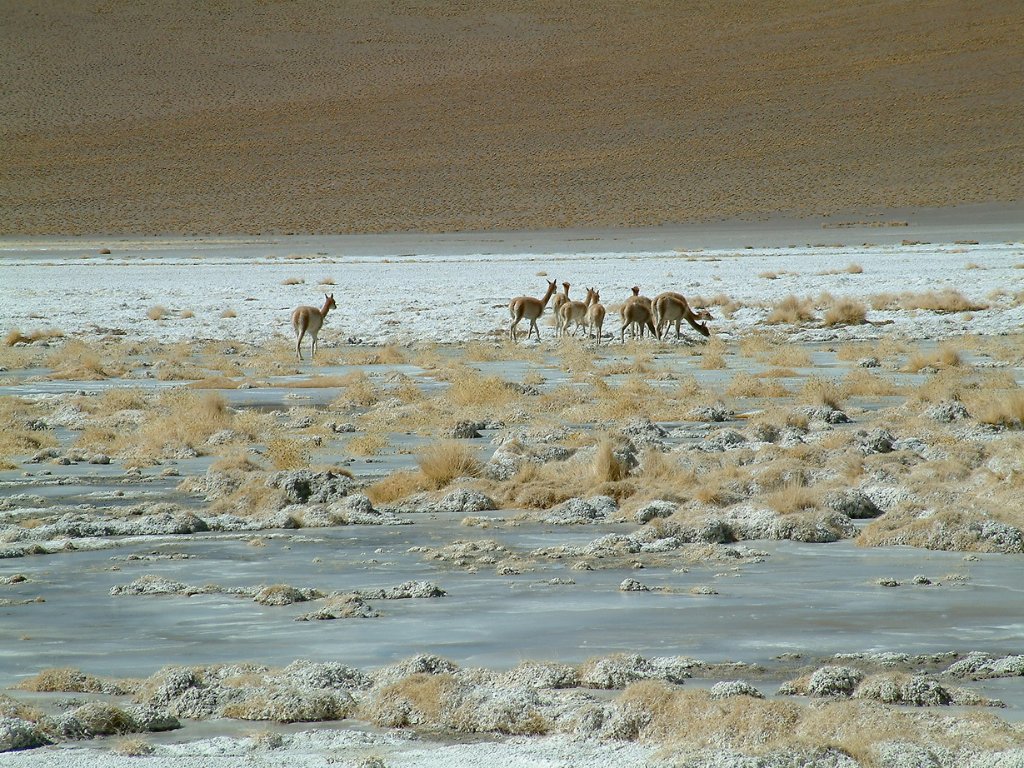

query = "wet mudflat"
[4,521,1023,692]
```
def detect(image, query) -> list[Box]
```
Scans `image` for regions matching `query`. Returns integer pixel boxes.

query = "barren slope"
[2,0,1022,235]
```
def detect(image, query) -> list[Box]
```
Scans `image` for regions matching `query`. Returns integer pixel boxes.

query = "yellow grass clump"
[417,441,483,489]
[342,345,408,366]
[122,390,233,465]
[147,305,169,320]
[592,376,657,421]
[617,681,799,749]
[364,673,457,728]
[266,436,311,470]
[764,480,820,514]
[899,289,986,313]
[4,328,63,346]
[16,667,129,694]
[766,295,815,324]
[443,369,522,410]
[366,470,426,505]
[970,390,1024,428]
[766,345,812,368]
[0,397,59,467]
[842,369,900,398]
[619,680,1022,761]
[347,432,389,456]
[904,347,962,373]
[727,373,790,399]
[799,377,844,409]
[698,338,727,370]
[112,738,154,757]
[823,297,868,326]
[333,371,381,408]
[46,339,118,380]
[90,387,149,415]
[593,440,627,483]
[209,450,262,473]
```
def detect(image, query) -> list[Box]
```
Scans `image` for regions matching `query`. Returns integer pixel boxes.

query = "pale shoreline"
[2,201,1022,258]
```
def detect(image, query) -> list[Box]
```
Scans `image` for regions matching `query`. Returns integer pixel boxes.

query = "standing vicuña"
[653,291,712,340]
[620,286,656,342]
[558,287,591,337]
[586,288,606,343]
[509,279,558,341]
[552,281,571,317]
[292,293,337,360]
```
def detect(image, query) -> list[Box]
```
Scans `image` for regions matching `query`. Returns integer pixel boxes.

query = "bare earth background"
[2,0,1022,236]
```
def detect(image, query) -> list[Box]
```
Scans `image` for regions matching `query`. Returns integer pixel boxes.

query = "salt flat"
[2,234,1022,347]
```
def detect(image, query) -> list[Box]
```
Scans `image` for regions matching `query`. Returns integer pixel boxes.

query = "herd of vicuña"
[290,281,711,361]
[509,280,711,343]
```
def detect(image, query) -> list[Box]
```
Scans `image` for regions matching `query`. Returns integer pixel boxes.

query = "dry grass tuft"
[0,397,59,465]
[619,681,800,749]
[692,293,743,319]
[905,347,962,372]
[842,369,900,398]
[970,390,1024,428]
[347,432,389,456]
[221,308,238,319]
[823,297,868,326]
[5,327,64,346]
[17,667,126,694]
[699,338,727,370]
[112,389,235,465]
[766,345,812,368]
[737,332,775,359]
[366,470,425,505]
[764,480,820,514]
[766,295,815,324]
[593,440,627,483]
[333,371,380,408]
[113,737,154,757]
[46,339,118,380]
[444,369,522,409]
[282,277,305,285]
[799,377,844,409]
[147,305,169,320]
[210,450,262,473]
[417,441,482,489]
[343,345,408,366]
[91,387,149,415]
[727,372,790,399]
[266,436,311,470]
[365,673,457,727]
[592,376,658,420]
[899,289,987,313]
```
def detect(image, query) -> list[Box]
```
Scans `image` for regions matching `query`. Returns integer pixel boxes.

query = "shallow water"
[3,515,1023,711]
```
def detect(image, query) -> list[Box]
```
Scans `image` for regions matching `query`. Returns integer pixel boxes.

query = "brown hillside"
[2,0,1022,235]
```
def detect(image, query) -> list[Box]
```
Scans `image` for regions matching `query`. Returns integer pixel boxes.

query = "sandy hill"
[2,0,1022,235]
